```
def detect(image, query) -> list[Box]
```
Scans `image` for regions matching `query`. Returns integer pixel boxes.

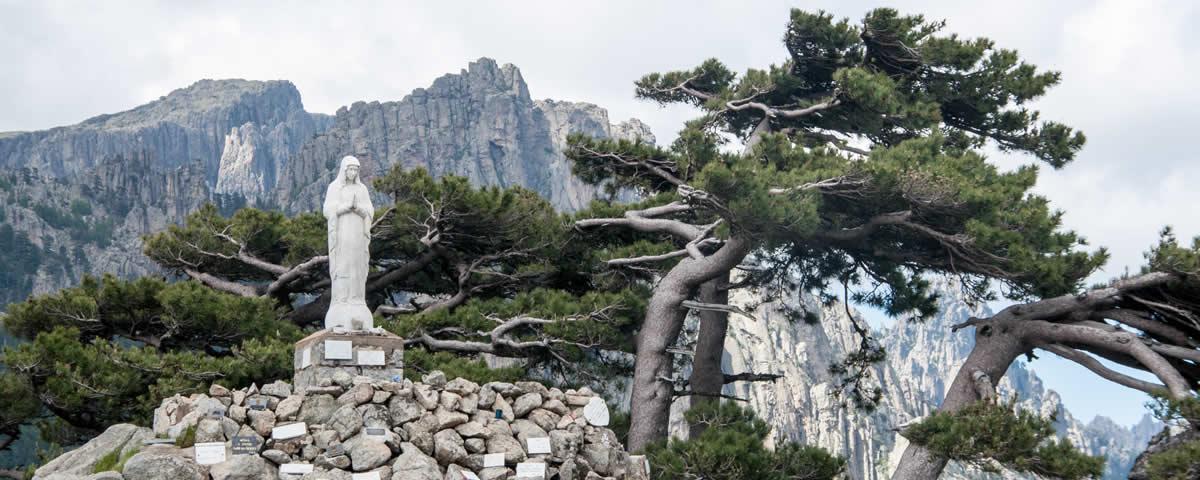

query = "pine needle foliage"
[645,402,845,480]
[902,400,1104,479]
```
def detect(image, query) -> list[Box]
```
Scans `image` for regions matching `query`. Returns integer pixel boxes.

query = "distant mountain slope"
[0,59,650,305]
[709,278,1157,480]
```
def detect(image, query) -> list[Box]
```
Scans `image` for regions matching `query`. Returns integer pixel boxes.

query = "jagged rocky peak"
[535,99,655,145]
[81,79,306,131]
[0,77,333,187]
[276,57,653,213]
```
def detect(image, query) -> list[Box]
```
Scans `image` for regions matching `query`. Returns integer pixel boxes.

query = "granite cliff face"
[0,79,332,191]
[275,58,652,213]
[711,278,1158,479]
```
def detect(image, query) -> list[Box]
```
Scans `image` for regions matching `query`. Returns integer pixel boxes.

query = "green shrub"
[902,400,1104,479]
[645,402,845,480]
[1144,439,1200,480]
[174,425,196,448]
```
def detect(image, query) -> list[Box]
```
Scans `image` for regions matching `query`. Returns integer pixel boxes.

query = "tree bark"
[686,274,731,439]
[890,323,1025,480]
[626,236,752,452]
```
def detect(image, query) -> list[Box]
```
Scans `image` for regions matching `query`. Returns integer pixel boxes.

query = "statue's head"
[339,155,361,183]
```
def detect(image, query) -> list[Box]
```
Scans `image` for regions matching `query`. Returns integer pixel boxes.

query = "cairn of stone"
[32,372,648,480]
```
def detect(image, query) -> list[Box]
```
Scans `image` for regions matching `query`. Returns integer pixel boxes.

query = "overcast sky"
[3,0,1197,426]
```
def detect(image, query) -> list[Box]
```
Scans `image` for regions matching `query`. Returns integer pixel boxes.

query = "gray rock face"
[275,58,652,214]
[0,79,331,186]
[120,447,205,480]
[700,277,1159,480]
[209,454,278,480]
[32,424,150,480]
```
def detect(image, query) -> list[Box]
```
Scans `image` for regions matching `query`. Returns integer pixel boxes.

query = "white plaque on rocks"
[483,452,506,468]
[460,472,481,480]
[272,422,307,440]
[583,396,610,426]
[357,349,386,366]
[526,436,552,454]
[325,340,353,360]
[280,463,315,474]
[299,347,312,369]
[194,442,226,465]
[351,472,381,480]
[515,462,546,478]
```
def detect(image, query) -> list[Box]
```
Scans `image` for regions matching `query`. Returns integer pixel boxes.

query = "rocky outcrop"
[275,58,652,213]
[31,423,151,480]
[0,60,651,313]
[0,79,331,190]
[37,373,645,480]
[711,278,1158,480]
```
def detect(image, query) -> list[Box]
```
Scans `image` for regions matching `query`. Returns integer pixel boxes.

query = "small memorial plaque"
[494,409,503,419]
[351,472,381,480]
[194,442,226,465]
[208,407,226,419]
[483,453,506,468]
[357,349,386,366]
[272,422,307,440]
[526,437,552,454]
[247,397,269,411]
[299,347,312,369]
[326,443,346,457]
[231,435,262,455]
[279,463,315,475]
[325,340,353,360]
[365,427,387,437]
[515,462,546,478]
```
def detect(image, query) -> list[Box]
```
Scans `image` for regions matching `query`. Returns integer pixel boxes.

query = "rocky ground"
[31,371,644,480]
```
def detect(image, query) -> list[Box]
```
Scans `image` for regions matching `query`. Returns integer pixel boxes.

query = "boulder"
[121,447,205,480]
[33,424,150,479]
[209,454,278,480]
[391,442,442,480]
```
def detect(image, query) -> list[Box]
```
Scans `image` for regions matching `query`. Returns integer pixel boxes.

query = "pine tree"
[893,230,1200,479]
[567,7,1105,451]
[0,165,642,448]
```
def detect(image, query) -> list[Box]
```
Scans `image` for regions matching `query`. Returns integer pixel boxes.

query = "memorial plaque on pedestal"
[231,435,262,455]
[299,347,312,369]
[357,349,386,366]
[325,340,353,360]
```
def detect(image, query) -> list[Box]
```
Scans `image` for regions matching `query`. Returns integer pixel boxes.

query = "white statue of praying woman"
[323,155,375,330]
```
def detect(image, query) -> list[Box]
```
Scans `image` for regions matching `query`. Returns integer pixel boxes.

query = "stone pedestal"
[292,329,404,392]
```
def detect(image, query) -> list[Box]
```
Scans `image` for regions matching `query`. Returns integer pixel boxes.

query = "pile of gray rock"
[32,371,647,480]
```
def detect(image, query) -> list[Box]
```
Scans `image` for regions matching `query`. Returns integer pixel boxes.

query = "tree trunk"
[626,237,752,452]
[890,323,1025,480]
[686,274,731,439]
